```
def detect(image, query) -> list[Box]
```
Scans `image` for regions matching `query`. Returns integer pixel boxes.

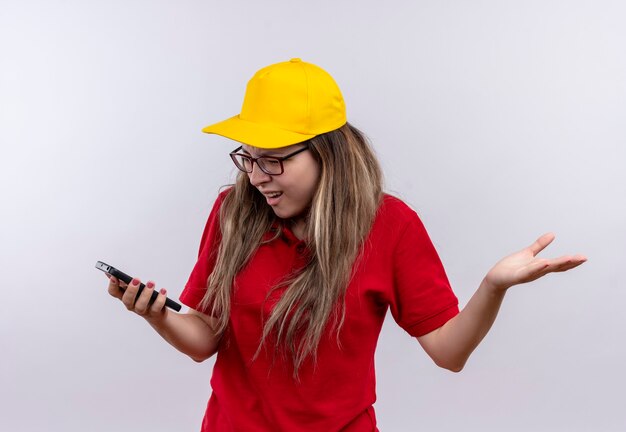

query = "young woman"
[106,58,586,431]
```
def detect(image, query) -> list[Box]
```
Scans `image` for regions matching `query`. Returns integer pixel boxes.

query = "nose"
[248,162,271,187]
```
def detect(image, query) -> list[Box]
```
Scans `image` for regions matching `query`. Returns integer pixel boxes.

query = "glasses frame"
[229,143,310,176]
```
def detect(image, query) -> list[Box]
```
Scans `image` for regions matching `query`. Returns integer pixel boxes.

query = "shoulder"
[376,193,421,225]
[367,193,434,248]
[197,187,234,245]
[206,186,234,216]
[216,186,234,205]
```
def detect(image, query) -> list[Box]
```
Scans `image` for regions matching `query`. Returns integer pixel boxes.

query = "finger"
[121,278,141,310]
[528,233,556,256]
[545,255,587,273]
[514,254,587,285]
[109,275,128,289]
[519,259,551,282]
[107,276,124,299]
[149,288,168,315]
[134,281,156,315]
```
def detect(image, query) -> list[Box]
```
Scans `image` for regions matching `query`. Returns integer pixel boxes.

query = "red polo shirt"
[180,190,459,431]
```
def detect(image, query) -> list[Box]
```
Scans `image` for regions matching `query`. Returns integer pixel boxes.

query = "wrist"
[481,276,509,296]
[144,309,169,329]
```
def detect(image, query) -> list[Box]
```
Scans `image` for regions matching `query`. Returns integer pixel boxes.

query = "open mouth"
[263,191,283,205]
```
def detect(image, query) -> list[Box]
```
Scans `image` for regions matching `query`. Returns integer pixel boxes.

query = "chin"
[271,205,305,221]
[272,208,295,219]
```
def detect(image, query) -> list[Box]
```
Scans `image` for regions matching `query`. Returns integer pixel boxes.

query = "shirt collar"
[262,221,305,246]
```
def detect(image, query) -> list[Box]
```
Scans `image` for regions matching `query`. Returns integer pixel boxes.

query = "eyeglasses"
[229,143,309,175]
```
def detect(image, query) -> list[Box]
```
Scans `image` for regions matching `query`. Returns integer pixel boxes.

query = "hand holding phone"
[96,261,182,312]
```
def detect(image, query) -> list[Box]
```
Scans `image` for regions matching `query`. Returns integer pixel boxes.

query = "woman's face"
[241,143,320,221]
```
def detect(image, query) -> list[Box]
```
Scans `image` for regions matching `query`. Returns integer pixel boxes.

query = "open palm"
[485,233,587,292]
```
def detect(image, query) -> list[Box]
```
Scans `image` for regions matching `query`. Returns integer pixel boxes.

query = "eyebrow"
[241,147,284,157]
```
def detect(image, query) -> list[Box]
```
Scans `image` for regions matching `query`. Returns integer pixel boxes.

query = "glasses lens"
[257,158,282,175]
[232,154,253,172]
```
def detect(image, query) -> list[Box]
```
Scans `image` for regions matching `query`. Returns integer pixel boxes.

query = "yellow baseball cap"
[202,58,347,149]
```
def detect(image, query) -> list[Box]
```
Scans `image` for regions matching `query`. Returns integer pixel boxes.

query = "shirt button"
[296,244,305,254]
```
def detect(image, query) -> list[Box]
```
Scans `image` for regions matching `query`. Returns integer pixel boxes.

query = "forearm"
[420,233,586,372]
[145,311,220,362]
[425,278,506,371]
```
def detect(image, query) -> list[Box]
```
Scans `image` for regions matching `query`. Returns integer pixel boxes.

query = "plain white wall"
[1,0,625,431]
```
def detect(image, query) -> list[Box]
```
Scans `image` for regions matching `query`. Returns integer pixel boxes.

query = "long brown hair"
[199,122,383,379]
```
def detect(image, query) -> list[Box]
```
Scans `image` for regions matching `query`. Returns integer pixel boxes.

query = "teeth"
[267,192,281,198]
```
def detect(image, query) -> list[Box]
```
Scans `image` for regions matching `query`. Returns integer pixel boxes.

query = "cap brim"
[202,115,315,149]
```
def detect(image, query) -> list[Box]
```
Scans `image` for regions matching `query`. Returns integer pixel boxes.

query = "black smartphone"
[95,261,182,312]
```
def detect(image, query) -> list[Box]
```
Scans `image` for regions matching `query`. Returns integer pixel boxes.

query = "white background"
[1,1,625,431]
